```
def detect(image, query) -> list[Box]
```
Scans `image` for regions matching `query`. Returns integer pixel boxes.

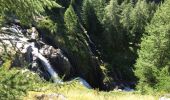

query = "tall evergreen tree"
[92,0,106,23]
[81,0,96,31]
[64,5,87,53]
[64,5,105,88]
[135,0,170,92]
[103,0,120,28]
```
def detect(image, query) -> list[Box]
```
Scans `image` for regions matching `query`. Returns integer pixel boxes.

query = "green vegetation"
[24,89,159,100]
[135,0,170,93]
[0,62,44,99]
[0,0,169,99]
[0,0,61,24]
[0,63,159,100]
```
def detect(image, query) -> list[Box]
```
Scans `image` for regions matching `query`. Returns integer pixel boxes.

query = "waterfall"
[37,53,62,83]
[31,45,62,83]
[30,40,62,83]
[75,77,92,89]
[1,26,62,83]
[1,25,92,88]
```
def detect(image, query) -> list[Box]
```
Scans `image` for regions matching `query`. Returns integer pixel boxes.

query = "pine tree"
[92,0,106,23]
[81,0,104,43]
[130,0,151,43]
[103,0,120,28]
[135,0,170,92]
[64,5,79,35]
[120,0,156,52]
[102,0,122,59]
[64,5,105,88]
[120,1,133,32]
[64,5,88,55]
[81,0,94,30]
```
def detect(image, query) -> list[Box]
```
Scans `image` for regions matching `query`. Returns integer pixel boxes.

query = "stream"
[0,24,92,89]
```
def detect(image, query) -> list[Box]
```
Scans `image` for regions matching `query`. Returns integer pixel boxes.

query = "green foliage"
[37,17,58,34]
[100,63,113,85]
[0,56,44,99]
[80,0,158,84]
[0,0,61,24]
[64,5,89,58]
[103,0,120,28]
[0,63,90,99]
[0,15,4,26]
[81,0,93,29]
[0,59,12,70]
[64,5,88,65]
[81,0,103,36]
[0,68,45,100]
[127,0,155,43]
[0,0,167,93]
[64,5,88,68]
[135,0,170,93]
[156,66,170,92]
[64,5,80,34]
[64,4,105,88]
[92,0,106,23]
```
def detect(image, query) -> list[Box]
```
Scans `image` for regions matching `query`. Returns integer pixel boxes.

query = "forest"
[0,0,169,99]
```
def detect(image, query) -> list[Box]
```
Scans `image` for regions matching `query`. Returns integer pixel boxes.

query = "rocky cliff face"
[0,24,105,89]
[39,45,72,78]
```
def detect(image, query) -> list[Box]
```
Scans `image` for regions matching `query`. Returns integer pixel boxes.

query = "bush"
[0,61,45,100]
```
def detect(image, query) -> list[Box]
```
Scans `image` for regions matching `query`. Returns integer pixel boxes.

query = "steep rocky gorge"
[0,24,104,89]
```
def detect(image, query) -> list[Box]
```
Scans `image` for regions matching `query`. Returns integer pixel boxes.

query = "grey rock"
[39,45,72,77]
[160,94,170,100]
[36,93,67,100]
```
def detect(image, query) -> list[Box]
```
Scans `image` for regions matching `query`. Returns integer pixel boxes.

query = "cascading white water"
[1,25,92,88]
[1,26,62,83]
[36,53,62,83]
[75,77,92,89]
[31,43,61,83]
[28,31,62,83]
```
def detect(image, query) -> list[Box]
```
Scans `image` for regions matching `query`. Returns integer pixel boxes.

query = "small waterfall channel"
[30,42,62,83]
[0,24,92,88]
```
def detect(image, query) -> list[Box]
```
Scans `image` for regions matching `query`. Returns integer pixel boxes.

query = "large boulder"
[39,45,72,77]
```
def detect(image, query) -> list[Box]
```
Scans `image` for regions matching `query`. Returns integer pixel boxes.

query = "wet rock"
[123,87,134,92]
[0,24,93,88]
[39,45,72,77]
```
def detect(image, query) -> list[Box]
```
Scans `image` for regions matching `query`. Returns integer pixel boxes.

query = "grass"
[23,80,159,100]
[0,65,162,100]
[24,89,159,100]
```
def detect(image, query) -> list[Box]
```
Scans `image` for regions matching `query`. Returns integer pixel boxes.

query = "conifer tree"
[81,0,103,44]
[64,5,79,35]
[81,0,94,30]
[102,0,122,57]
[130,0,151,44]
[135,0,170,92]
[103,0,120,28]
[64,5,88,55]
[64,5,105,88]
[92,0,106,23]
